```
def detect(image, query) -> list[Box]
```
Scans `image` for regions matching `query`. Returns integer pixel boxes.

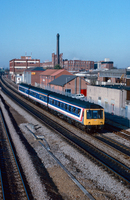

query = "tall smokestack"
[56,33,60,65]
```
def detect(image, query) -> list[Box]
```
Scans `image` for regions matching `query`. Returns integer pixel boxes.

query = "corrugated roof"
[49,75,76,86]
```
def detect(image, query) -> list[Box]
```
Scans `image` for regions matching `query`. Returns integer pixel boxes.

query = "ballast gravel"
[1,91,130,200]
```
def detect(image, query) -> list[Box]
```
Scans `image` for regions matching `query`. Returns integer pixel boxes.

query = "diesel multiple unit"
[18,83,105,132]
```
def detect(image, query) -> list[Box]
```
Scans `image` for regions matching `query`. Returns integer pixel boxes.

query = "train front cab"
[84,109,105,132]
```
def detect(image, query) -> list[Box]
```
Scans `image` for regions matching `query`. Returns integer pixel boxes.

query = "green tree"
[54,64,62,69]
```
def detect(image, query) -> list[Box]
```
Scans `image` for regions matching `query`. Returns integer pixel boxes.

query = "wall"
[49,77,88,94]
[87,85,127,117]
[31,71,43,86]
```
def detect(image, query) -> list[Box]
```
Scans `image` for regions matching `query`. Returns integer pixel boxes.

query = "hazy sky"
[0,0,130,69]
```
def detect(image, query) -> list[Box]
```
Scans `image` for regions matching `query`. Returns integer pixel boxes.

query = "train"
[18,83,105,132]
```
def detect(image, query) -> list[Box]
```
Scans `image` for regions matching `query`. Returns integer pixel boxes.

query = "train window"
[52,99,54,105]
[63,104,65,109]
[75,108,78,115]
[98,110,103,119]
[72,107,76,113]
[58,101,60,107]
[41,95,44,100]
[65,104,67,110]
[33,92,37,97]
[54,101,57,106]
[87,110,92,119]
[60,103,63,108]
[69,105,71,112]
[45,96,47,102]
[78,109,80,116]
[92,110,98,119]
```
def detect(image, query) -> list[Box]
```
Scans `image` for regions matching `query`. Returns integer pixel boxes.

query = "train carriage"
[18,83,30,96]
[48,92,84,123]
[48,92,104,131]
[19,83,51,106]
[18,83,105,132]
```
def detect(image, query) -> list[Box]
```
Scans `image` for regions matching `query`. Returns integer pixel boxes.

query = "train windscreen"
[87,110,103,119]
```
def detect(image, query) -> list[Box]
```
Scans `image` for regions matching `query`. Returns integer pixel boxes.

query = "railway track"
[1,77,130,187]
[94,134,130,157]
[114,128,130,140]
[105,122,130,141]
[0,107,30,200]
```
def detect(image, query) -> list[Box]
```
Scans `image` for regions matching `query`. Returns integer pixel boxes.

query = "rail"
[1,77,130,186]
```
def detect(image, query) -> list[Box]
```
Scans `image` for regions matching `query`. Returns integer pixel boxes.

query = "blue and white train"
[18,83,105,132]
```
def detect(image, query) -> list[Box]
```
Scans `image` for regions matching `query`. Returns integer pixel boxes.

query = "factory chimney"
[56,33,60,65]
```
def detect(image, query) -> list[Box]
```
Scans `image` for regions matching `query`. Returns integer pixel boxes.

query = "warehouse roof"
[90,84,130,91]
[49,75,76,86]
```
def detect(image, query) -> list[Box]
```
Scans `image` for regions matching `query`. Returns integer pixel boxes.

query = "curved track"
[1,78,130,187]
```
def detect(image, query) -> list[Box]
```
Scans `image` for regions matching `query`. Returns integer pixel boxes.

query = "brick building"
[9,56,40,82]
[40,69,72,88]
[94,58,114,70]
[100,61,113,69]
[63,60,94,71]
[49,75,89,95]
[41,53,63,68]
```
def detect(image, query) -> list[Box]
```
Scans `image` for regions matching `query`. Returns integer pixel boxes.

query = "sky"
[0,0,130,69]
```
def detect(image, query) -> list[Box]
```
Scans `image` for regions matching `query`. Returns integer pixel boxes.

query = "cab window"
[87,110,92,119]
[98,110,103,119]
[93,110,98,119]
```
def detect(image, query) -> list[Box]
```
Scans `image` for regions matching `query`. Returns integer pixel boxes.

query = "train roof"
[19,83,51,95]
[49,92,102,109]
[19,83,103,109]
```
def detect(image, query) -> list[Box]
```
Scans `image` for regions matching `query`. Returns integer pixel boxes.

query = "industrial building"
[94,58,114,70]
[63,60,94,71]
[87,67,130,126]
[48,75,89,95]
[39,69,72,88]
[23,67,45,86]
[98,68,126,84]
[87,85,126,116]
[9,56,40,83]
